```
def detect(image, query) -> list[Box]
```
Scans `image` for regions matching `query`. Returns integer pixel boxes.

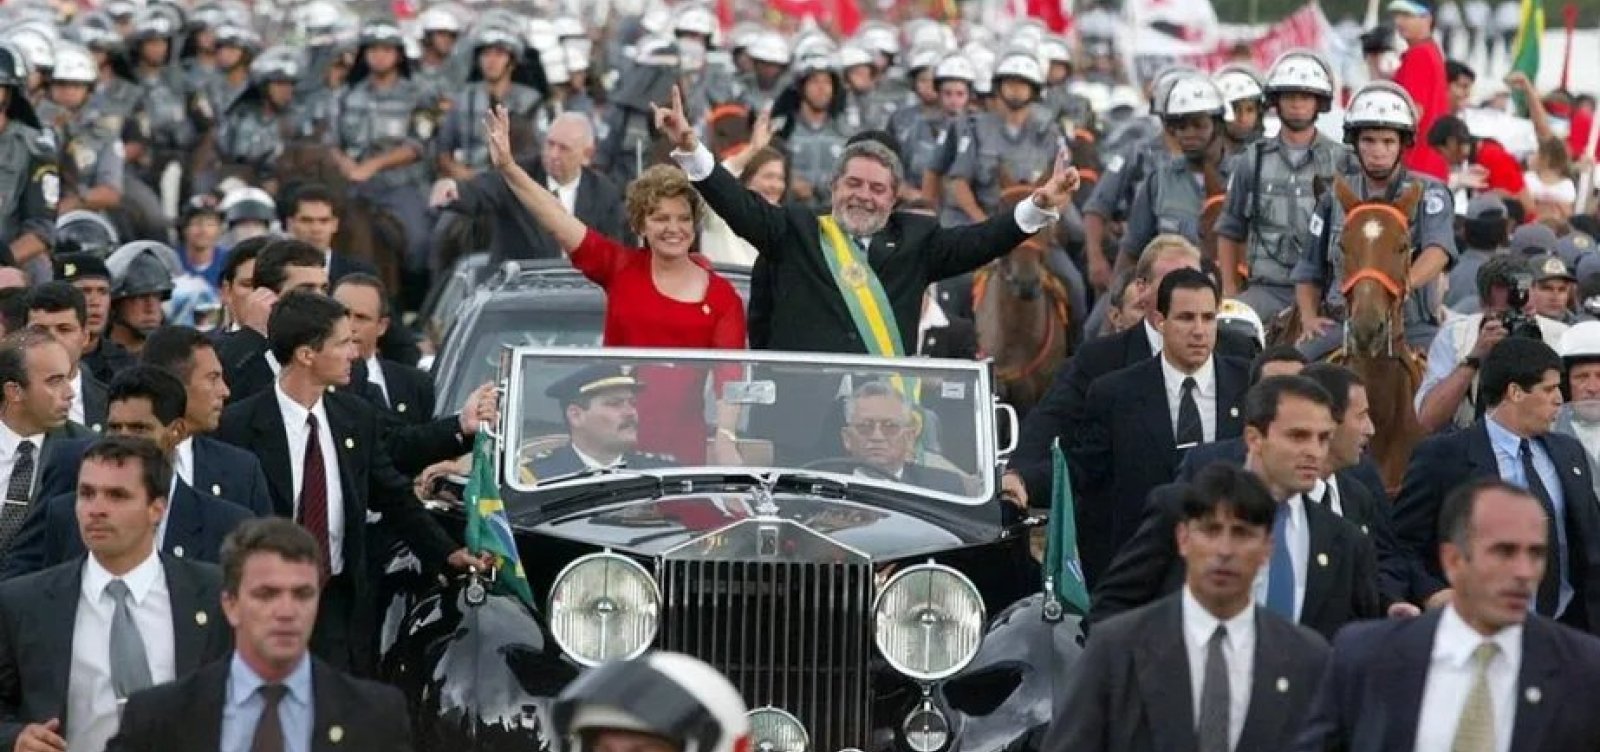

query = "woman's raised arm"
[485,105,588,253]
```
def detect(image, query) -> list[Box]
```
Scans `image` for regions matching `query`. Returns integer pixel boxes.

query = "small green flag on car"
[1509,0,1543,115]
[464,431,535,606]
[1045,438,1091,616]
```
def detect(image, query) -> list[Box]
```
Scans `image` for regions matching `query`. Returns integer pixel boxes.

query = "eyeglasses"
[848,420,907,437]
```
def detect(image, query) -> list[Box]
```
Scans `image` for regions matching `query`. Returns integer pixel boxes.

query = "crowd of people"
[0,0,1594,747]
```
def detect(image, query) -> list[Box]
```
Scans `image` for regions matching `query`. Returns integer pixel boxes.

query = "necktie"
[1177,376,1204,447]
[1518,439,1562,615]
[0,440,36,549]
[1450,642,1500,752]
[1266,504,1296,619]
[105,579,153,698]
[1197,625,1231,752]
[251,684,288,752]
[298,414,331,581]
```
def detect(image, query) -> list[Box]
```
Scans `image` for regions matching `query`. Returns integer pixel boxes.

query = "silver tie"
[1198,624,1231,752]
[105,579,153,698]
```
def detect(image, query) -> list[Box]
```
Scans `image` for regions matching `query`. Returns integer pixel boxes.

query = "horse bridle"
[1338,203,1413,357]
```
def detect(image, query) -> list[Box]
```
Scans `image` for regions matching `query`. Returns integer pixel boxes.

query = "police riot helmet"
[673,4,718,41]
[471,25,526,60]
[1214,63,1265,104]
[992,49,1046,91]
[128,6,181,43]
[0,47,41,129]
[905,45,944,77]
[222,187,277,226]
[3,27,55,77]
[837,43,875,73]
[744,32,791,67]
[179,193,224,226]
[932,53,976,86]
[1040,36,1073,68]
[107,241,182,301]
[553,17,587,41]
[71,21,124,55]
[792,31,837,62]
[1218,299,1266,348]
[1148,65,1202,118]
[855,22,900,59]
[50,42,97,86]
[1160,73,1226,121]
[1263,50,1335,110]
[55,210,120,258]
[552,652,750,752]
[417,7,463,35]
[350,20,411,83]
[1560,321,1600,365]
[1343,80,1418,146]
[215,25,261,56]
[249,49,301,86]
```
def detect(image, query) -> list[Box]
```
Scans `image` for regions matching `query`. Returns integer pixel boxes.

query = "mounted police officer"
[838,43,897,132]
[920,53,981,220]
[104,239,180,355]
[412,6,468,110]
[943,49,1066,226]
[3,25,56,104]
[198,25,258,123]
[887,45,947,199]
[1217,51,1349,323]
[1291,80,1457,361]
[1213,62,1265,155]
[1039,35,1096,134]
[296,41,354,141]
[329,20,436,284]
[774,54,850,212]
[1086,66,1189,290]
[216,47,302,187]
[39,43,124,215]
[435,24,542,182]
[733,31,790,114]
[525,365,676,482]
[126,6,204,192]
[1119,73,1231,262]
[0,45,58,277]
[73,22,142,133]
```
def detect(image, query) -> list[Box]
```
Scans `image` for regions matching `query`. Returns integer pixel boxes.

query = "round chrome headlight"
[547,552,660,666]
[903,704,950,752]
[873,563,985,681]
[747,707,809,752]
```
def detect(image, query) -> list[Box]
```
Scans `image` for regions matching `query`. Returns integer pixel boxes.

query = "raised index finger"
[673,84,685,115]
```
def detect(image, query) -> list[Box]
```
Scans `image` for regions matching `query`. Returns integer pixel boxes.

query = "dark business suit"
[0,484,253,579]
[78,372,107,433]
[1010,322,1259,503]
[323,253,423,368]
[1293,609,1600,751]
[918,316,979,360]
[363,357,435,424]
[18,421,96,503]
[33,436,276,517]
[0,555,231,750]
[451,160,627,263]
[1046,593,1329,752]
[214,389,458,673]
[81,337,135,388]
[1069,355,1250,582]
[1090,483,1382,640]
[108,656,413,752]
[1393,422,1600,626]
[215,326,275,404]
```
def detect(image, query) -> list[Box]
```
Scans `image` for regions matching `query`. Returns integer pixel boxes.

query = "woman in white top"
[697,111,788,266]
[1525,136,1577,220]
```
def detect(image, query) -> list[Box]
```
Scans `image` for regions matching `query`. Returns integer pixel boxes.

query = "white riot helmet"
[552,652,750,752]
[1343,80,1418,145]
[1149,65,1202,117]
[4,27,54,75]
[1214,63,1265,104]
[792,30,837,61]
[932,53,976,85]
[1264,50,1335,109]
[905,44,943,75]
[1561,321,1600,362]
[1160,73,1226,121]
[418,7,463,34]
[992,49,1045,89]
[553,17,586,41]
[50,42,96,85]
[745,31,790,67]
[837,43,874,72]
[856,22,899,59]
[1217,299,1265,348]
[672,4,717,39]
[1040,36,1072,68]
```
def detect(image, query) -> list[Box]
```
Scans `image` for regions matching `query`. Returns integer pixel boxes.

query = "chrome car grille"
[659,559,875,752]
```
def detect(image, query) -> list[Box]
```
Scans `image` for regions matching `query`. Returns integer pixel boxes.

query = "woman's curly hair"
[625,165,705,238]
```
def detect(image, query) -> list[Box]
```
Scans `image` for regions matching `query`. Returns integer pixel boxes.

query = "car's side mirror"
[995,401,1020,458]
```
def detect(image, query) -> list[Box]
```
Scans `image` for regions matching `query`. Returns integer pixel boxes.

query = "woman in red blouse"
[485,106,746,464]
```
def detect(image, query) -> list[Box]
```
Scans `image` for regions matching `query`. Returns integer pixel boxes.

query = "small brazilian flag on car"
[464,430,534,606]
[1046,438,1091,616]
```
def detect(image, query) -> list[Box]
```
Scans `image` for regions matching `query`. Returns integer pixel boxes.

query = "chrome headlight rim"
[546,551,661,667]
[872,562,986,682]
[746,706,810,752]
[902,702,951,752]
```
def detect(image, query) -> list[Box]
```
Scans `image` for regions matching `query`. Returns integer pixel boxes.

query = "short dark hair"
[83,435,172,503]
[26,282,88,327]
[332,272,390,318]
[141,325,215,382]
[253,239,326,295]
[0,329,59,391]
[1248,345,1308,385]
[1446,59,1476,83]
[1299,363,1365,423]
[1243,375,1335,433]
[108,365,188,425]
[844,128,903,159]
[267,290,348,365]
[1481,337,1562,406]
[221,235,273,285]
[221,517,323,595]
[1179,462,1278,530]
[1155,267,1220,316]
[0,288,30,334]
[1427,115,1473,149]
[282,182,341,222]
[1439,477,1541,550]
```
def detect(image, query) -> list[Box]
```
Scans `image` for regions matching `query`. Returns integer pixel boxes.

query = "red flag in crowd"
[1028,0,1072,33]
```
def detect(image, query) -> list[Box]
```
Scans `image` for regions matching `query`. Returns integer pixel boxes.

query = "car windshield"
[504,348,996,503]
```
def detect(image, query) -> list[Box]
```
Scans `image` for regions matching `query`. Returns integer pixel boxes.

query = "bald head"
[542,113,596,185]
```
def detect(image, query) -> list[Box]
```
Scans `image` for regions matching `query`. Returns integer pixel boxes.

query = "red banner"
[1182,3,1331,72]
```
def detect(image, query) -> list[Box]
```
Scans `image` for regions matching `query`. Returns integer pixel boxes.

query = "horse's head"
[1336,176,1420,357]
[996,237,1049,301]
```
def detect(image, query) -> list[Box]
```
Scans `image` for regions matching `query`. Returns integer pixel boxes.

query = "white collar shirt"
[1144,319,1163,356]
[68,549,175,752]
[273,383,345,575]
[1181,586,1255,752]
[69,371,85,426]
[549,172,582,216]
[917,288,951,356]
[1413,605,1522,752]
[0,418,44,501]
[1160,354,1217,445]
[365,355,390,407]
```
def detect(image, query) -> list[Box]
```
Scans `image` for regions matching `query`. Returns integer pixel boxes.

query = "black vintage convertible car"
[382,348,1084,752]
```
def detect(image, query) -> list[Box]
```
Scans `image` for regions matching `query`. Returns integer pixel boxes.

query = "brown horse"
[1198,164,1230,271]
[1330,177,1427,493]
[272,141,409,295]
[974,235,1071,417]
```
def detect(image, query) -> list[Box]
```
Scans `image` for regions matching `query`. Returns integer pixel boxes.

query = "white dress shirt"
[549,172,581,216]
[0,419,44,500]
[274,384,346,575]
[1182,586,1255,751]
[1144,319,1164,356]
[68,550,176,752]
[173,437,194,487]
[1252,495,1309,621]
[1161,354,1217,445]
[1413,605,1522,752]
[69,370,85,426]
[1305,476,1345,518]
[264,350,282,377]
[365,355,390,407]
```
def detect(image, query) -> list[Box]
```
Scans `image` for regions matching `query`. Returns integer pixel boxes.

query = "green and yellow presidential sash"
[818,215,905,356]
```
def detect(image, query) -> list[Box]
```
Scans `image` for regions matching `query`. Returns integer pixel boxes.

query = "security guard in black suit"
[524,366,675,482]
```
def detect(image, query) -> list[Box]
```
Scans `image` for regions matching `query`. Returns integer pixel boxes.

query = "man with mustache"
[526,365,675,481]
[1555,322,1600,480]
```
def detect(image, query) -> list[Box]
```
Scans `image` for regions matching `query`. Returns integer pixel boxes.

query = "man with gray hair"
[431,111,626,264]
[654,85,1080,355]
[839,381,967,495]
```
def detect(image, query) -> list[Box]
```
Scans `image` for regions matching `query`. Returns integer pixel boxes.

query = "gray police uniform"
[88,78,143,135]
[217,100,299,180]
[733,73,786,114]
[783,114,850,212]
[1291,169,1458,360]
[436,82,541,173]
[329,78,435,272]
[37,102,124,196]
[296,83,344,140]
[891,106,949,187]
[1216,133,1351,321]
[942,109,1066,226]
[843,87,899,133]
[0,121,59,267]
[413,56,471,110]
[1044,86,1095,133]
[136,67,200,154]
[1082,128,1168,223]
[200,75,249,124]
[1119,154,1231,260]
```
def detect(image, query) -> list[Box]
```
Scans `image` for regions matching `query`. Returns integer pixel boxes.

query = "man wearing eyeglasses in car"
[837,381,967,496]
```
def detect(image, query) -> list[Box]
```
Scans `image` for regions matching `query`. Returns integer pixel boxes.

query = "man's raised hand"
[1031,148,1082,212]
[651,85,698,152]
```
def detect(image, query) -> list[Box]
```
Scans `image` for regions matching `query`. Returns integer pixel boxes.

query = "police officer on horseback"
[1217,51,1348,323]
[1290,80,1456,361]
[1119,72,1231,262]
[1212,62,1265,155]
[774,54,850,212]
[888,46,953,201]
[1087,65,1190,290]
[217,48,302,187]
[0,45,59,276]
[127,7,204,189]
[73,21,143,134]
[942,49,1066,227]
[435,24,543,181]
[39,43,124,214]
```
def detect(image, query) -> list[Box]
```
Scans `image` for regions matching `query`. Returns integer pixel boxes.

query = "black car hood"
[527,492,979,561]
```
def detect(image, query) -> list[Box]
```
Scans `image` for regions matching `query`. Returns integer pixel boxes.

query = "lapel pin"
[701,304,711,315]
[1526,687,1542,704]
[92,423,102,433]
[344,437,355,450]
[1229,407,1239,418]
[1575,467,1584,476]
[1317,553,1329,568]
[329,725,344,743]
[397,403,407,414]
[1276,677,1289,693]
[326,385,337,394]
[211,484,222,496]
[1360,525,1369,535]
[194,610,207,626]
[173,545,185,558]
